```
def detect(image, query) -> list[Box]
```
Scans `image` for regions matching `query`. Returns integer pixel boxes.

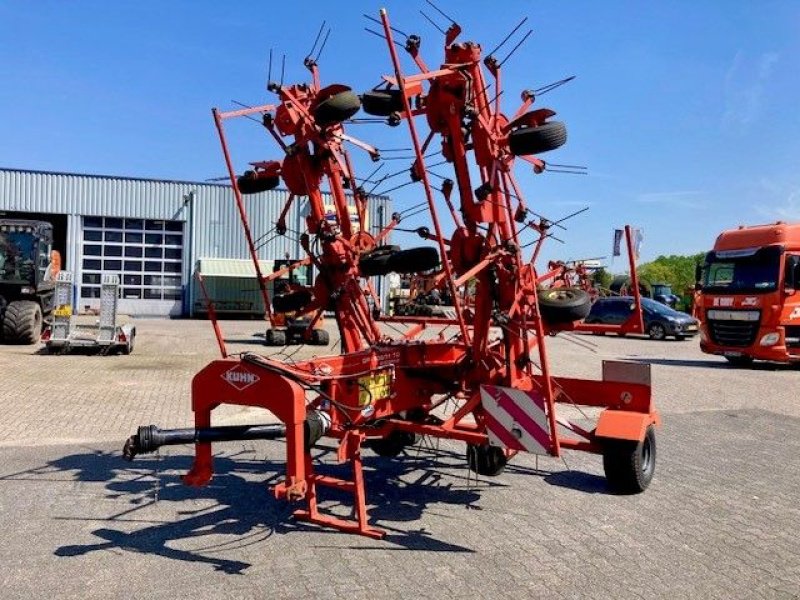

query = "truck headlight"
[759,332,780,346]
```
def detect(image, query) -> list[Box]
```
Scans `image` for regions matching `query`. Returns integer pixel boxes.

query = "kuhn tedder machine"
[124,7,659,538]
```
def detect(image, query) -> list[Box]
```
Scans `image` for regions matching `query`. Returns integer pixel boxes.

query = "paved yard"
[1,319,799,599]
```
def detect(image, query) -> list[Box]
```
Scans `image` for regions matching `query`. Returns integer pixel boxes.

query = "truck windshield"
[702,246,781,294]
[0,231,37,282]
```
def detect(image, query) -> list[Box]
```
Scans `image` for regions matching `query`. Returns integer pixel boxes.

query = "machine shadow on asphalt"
[24,445,518,569]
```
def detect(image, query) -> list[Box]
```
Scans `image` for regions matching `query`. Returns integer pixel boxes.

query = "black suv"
[585,296,699,340]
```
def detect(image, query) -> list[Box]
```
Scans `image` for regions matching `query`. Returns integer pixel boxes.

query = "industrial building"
[0,167,391,317]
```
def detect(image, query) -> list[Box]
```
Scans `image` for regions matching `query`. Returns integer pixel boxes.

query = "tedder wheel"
[537,287,591,325]
[725,355,754,367]
[265,328,287,346]
[508,121,567,156]
[272,289,312,313]
[388,247,440,274]
[367,430,418,457]
[358,245,400,277]
[466,444,507,476]
[2,300,42,345]
[310,328,330,346]
[647,323,667,341]
[360,89,405,116]
[602,425,656,494]
[313,90,361,127]
[237,171,280,195]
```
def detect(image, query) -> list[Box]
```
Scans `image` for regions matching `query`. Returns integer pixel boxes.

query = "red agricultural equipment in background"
[124,7,660,539]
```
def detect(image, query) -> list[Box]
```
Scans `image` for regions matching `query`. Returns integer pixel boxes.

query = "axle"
[122,410,330,461]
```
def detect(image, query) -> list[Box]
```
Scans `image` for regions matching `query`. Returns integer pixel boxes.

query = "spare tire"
[237,171,280,195]
[273,289,313,313]
[361,89,405,117]
[359,245,400,277]
[537,287,591,324]
[314,90,361,127]
[388,247,440,274]
[508,121,567,156]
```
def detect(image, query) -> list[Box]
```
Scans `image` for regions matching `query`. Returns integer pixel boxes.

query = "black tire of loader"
[1,300,42,345]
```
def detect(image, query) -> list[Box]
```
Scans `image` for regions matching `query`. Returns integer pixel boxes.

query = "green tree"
[634,252,706,307]
[591,267,613,290]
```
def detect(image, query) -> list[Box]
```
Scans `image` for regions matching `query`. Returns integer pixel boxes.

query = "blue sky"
[1,1,798,266]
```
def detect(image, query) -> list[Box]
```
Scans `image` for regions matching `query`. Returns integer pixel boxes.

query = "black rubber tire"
[361,89,405,117]
[725,355,754,367]
[121,331,135,355]
[314,90,361,127]
[265,328,287,346]
[272,289,312,313]
[367,430,418,457]
[466,444,507,476]
[2,300,42,345]
[647,323,667,341]
[237,171,280,195]
[310,328,330,346]
[508,121,567,156]
[358,245,400,277]
[537,288,591,325]
[388,247,440,274]
[603,425,656,494]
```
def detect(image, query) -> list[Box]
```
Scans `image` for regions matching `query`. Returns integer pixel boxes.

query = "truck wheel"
[602,425,656,494]
[647,323,666,341]
[2,300,42,345]
[508,121,567,156]
[466,444,507,476]
[358,245,400,277]
[537,288,591,325]
[310,328,330,346]
[313,90,361,127]
[725,355,754,367]
[361,89,405,116]
[388,247,440,274]
[265,328,287,346]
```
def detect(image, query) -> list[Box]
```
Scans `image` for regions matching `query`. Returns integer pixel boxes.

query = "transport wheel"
[313,90,361,127]
[647,323,666,340]
[388,247,440,274]
[508,121,567,156]
[2,300,42,345]
[466,444,507,476]
[537,288,591,325]
[361,89,405,116]
[121,331,135,355]
[725,355,754,367]
[237,171,280,194]
[602,425,656,494]
[265,328,287,346]
[272,289,312,313]
[310,328,330,346]
[358,245,400,277]
[367,431,418,457]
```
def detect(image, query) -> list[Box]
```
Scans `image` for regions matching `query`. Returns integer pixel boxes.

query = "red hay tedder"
[124,7,660,539]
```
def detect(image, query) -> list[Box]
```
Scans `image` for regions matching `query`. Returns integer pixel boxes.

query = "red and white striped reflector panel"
[479,385,552,455]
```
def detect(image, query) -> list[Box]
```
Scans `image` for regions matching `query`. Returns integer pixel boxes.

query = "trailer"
[42,271,136,355]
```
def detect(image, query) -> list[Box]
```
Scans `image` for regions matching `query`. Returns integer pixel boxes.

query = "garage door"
[79,217,184,316]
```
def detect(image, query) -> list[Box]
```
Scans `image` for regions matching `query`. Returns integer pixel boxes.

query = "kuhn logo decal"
[742,297,759,307]
[222,365,260,390]
[790,307,800,320]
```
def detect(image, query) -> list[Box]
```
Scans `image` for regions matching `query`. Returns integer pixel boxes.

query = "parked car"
[584,296,699,340]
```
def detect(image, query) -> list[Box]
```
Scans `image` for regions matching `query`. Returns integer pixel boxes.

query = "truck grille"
[708,319,760,347]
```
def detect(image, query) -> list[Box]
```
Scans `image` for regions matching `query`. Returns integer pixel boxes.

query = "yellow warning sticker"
[357,369,392,406]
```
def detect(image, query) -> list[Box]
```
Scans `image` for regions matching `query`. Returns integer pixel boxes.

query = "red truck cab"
[697,222,800,365]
